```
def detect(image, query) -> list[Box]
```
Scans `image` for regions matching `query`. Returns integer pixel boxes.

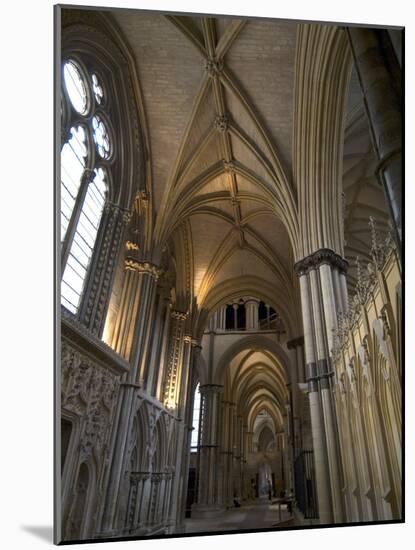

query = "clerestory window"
[60,59,112,314]
[191,383,201,452]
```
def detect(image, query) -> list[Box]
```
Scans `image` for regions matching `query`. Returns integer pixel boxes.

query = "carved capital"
[171,309,187,321]
[125,240,139,252]
[294,248,348,276]
[124,259,162,279]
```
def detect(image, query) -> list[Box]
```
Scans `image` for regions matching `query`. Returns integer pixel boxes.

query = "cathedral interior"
[57,6,402,543]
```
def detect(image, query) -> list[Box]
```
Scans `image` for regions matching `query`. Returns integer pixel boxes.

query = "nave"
[58,7,402,543]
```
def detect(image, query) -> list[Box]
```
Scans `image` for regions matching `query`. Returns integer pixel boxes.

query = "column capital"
[294,248,348,276]
[124,259,163,279]
[171,309,188,321]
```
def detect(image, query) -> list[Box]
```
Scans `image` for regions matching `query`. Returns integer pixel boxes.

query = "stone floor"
[183,498,295,534]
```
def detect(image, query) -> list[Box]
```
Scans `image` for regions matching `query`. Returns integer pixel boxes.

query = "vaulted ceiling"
[112,12,299,323]
[111,11,388,319]
[224,347,288,430]
[343,67,390,289]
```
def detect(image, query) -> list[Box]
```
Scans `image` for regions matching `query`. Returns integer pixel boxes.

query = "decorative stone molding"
[80,201,127,334]
[61,314,130,375]
[61,339,121,461]
[163,311,187,410]
[204,58,223,78]
[294,248,349,276]
[332,222,395,360]
[131,472,151,482]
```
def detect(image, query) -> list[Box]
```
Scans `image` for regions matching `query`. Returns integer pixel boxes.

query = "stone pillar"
[346,28,402,250]
[221,400,235,507]
[232,303,238,330]
[282,413,293,493]
[155,296,172,401]
[265,303,271,329]
[98,259,161,535]
[295,249,349,524]
[110,260,161,382]
[192,384,224,518]
[245,298,260,330]
[162,310,187,410]
[175,342,202,528]
[145,286,169,395]
[297,269,333,525]
[217,305,226,331]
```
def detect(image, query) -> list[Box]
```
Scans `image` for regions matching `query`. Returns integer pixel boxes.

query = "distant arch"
[214,333,292,385]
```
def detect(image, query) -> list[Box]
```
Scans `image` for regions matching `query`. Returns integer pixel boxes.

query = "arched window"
[60,59,112,314]
[191,383,201,452]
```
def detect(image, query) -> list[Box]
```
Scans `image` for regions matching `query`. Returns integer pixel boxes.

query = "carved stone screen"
[54,3,403,545]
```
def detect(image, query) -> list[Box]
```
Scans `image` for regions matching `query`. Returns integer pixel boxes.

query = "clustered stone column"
[287,337,306,454]
[208,306,227,331]
[99,258,162,534]
[294,249,348,524]
[169,340,202,531]
[192,384,224,518]
[145,283,171,396]
[162,310,188,411]
[220,400,236,507]
[110,259,162,380]
[346,28,402,250]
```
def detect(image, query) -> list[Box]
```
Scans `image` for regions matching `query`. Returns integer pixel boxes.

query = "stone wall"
[331,237,402,521]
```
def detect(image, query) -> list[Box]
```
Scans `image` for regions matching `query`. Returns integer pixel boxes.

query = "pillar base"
[191,504,226,519]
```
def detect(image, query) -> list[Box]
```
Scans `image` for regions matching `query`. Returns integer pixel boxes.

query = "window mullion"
[61,168,94,273]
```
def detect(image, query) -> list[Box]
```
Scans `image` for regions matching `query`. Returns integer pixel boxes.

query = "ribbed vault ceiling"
[224,348,288,429]
[113,12,298,314]
[112,11,388,314]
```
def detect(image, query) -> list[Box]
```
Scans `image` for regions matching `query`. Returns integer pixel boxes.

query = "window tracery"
[61,58,112,314]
